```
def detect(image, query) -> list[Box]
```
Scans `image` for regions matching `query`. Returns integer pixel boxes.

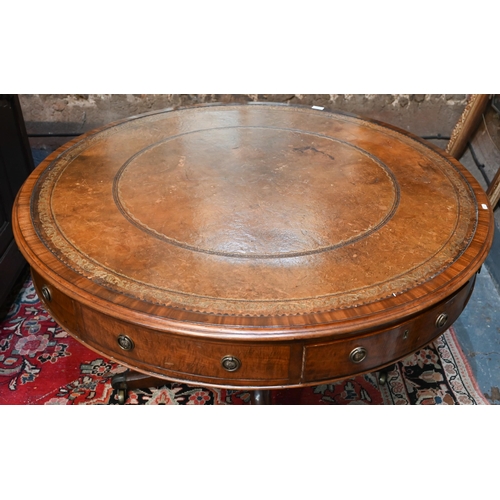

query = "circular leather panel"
[28,104,487,317]
[114,126,398,258]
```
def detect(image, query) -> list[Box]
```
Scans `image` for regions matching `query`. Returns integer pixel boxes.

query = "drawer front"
[303,278,475,383]
[80,305,292,385]
[31,270,79,336]
[30,266,476,387]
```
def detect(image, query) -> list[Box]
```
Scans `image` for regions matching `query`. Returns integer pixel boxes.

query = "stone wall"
[19,94,468,150]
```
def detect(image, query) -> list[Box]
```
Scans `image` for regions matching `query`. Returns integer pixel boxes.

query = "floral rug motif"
[0,277,489,405]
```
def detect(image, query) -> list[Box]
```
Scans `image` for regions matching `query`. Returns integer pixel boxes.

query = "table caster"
[111,371,130,405]
[117,387,127,405]
[377,364,396,386]
[111,369,167,405]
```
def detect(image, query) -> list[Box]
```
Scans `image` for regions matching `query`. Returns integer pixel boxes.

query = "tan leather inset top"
[30,104,488,317]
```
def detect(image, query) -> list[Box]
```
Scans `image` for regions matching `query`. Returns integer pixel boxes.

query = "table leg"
[111,370,274,405]
[250,389,272,405]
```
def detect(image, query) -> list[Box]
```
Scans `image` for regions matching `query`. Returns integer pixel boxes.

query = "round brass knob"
[41,285,52,303]
[435,313,449,328]
[221,355,241,372]
[349,346,367,364]
[117,334,134,351]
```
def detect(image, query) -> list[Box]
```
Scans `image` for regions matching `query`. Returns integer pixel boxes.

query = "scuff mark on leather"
[293,146,335,162]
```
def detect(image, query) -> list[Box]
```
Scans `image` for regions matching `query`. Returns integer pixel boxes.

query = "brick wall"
[19,94,467,150]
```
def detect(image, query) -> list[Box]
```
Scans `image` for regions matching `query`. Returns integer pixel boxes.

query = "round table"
[13,103,494,403]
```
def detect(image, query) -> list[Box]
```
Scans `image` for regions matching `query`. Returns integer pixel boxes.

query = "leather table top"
[14,103,494,339]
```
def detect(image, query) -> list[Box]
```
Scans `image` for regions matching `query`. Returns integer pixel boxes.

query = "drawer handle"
[117,334,135,351]
[41,285,52,303]
[221,355,241,372]
[349,347,367,364]
[435,313,449,328]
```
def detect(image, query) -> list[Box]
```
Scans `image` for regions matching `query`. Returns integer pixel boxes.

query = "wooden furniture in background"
[0,95,35,309]
[12,104,494,403]
[447,94,500,209]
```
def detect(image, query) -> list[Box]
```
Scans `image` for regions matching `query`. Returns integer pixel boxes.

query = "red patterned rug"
[0,276,489,405]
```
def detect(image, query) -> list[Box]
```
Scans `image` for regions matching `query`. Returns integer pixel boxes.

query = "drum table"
[13,103,494,404]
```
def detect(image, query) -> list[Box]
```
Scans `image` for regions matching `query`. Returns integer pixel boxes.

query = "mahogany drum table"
[13,103,494,403]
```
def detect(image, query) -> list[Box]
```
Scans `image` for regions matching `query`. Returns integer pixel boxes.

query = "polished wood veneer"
[13,103,494,389]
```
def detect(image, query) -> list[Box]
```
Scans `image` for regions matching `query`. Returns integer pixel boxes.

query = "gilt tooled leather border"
[30,106,478,317]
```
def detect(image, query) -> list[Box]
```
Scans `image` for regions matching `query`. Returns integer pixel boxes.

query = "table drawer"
[31,267,476,388]
[303,278,475,383]
[31,270,79,335]
[80,305,292,385]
